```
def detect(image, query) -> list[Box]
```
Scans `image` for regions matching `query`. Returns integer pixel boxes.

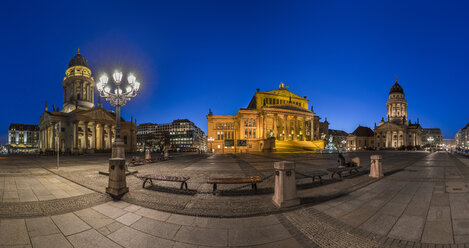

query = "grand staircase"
[273,140,325,153]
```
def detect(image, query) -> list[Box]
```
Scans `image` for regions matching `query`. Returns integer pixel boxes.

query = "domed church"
[373,78,422,149]
[38,50,137,154]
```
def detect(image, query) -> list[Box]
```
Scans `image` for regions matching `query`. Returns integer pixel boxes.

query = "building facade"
[347,126,374,151]
[374,79,422,149]
[421,128,443,147]
[206,83,327,153]
[7,124,39,153]
[38,50,137,154]
[137,119,207,152]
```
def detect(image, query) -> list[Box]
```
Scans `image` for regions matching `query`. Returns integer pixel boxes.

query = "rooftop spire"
[396,76,398,83]
[77,48,80,54]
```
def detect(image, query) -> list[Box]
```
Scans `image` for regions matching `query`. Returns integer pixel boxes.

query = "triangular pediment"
[375,122,405,131]
[76,108,116,122]
[262,89,304,100]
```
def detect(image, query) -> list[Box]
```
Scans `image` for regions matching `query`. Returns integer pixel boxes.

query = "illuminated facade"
[374,79,422,149]
[38,50,137,154]
[7,124,39,152]
[207,83,327,153]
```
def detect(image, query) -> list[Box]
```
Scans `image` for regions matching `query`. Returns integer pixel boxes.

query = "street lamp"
[96,70,140,199]
[427,136,434,152]
[208,137,214,153]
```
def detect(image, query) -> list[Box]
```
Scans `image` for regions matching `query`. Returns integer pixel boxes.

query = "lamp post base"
[106,158,129,199]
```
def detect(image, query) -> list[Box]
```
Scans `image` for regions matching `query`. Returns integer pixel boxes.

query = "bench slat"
[140,174,189,182]
[207,176,262,184]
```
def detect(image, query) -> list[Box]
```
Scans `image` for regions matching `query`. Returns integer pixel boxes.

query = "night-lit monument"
[207,83,327,153]
[38,50,137,154]
[374,78,422,149]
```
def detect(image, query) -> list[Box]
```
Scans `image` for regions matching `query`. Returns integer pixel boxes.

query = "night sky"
[1,0,468,143]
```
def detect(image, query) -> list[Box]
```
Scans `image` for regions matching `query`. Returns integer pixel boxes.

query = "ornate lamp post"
[96,70,140,199]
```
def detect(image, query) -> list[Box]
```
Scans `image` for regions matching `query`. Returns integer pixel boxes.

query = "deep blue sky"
[1,0,468,143]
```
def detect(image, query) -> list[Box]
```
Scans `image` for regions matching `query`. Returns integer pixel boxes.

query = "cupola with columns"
[62,49,95,113]
[386,77,408,125]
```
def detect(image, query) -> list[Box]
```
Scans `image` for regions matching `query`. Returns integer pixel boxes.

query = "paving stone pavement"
[6,151,469,247]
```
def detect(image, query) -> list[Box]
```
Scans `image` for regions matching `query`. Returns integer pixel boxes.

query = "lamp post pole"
[97,70,141,199]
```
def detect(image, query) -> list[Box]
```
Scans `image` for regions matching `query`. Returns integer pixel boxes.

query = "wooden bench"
[207,176,263,195]
[128,156,145,166]
[139,174,190,190]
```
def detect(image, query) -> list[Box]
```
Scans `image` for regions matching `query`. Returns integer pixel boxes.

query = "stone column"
[255,116,259,139]
[73,123,77,151]
[47,127,51,149]
[84,122,89,149]
[273,114,277,139]
[301,117,306,141]
[92,123,97,149]
[310,118,314,141]
[101,123,105,150]
[51,124,56,150]
[293,117,298,141]
[284,115,288,140]
[261,114,265,139]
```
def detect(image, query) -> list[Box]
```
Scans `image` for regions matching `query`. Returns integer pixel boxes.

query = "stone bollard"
[272,161,300,208]
[369,155,383,178]
[145,150,151,160]
[106,158,129,199]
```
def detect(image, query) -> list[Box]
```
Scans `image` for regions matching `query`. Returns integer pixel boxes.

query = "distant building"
[7,123,39,153]
[347,126,374,151]
[328,129,348,149]
[374,79,422,149]
[137,119,207,152]
[421,128,443,147]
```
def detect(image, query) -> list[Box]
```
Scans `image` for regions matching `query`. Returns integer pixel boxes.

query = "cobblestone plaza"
[1,151,469,247]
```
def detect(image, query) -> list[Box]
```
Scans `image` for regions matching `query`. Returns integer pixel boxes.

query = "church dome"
[389,82,404,94]
[68,49,89,68]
